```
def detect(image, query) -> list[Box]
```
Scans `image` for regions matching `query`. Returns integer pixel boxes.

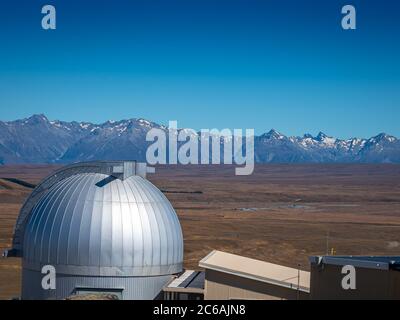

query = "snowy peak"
[261,129,286,140]
[368,133,397,143]
[315,132,327,140]
[315,132,336,146]
[28,113,48,122]
[0,115,399,164]
[255,128,400,163]
[13,114,50,126]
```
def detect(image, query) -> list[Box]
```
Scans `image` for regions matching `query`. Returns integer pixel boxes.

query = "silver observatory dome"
[11,161,183,300]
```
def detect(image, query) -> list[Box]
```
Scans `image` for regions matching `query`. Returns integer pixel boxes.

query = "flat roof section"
[199,250,310,292]
[310,256,400,270]
[164,270,205,294]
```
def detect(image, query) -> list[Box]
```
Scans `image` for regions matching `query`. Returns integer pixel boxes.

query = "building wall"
[22,268,173,300]
[204,270,309,300]
[310,263,400,300]
[389,269,400,298]
[163,291,204,300]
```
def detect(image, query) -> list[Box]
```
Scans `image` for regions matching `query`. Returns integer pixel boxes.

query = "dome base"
[22,268,174,300]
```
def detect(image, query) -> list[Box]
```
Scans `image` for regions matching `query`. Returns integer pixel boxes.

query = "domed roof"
[21,163,183,277]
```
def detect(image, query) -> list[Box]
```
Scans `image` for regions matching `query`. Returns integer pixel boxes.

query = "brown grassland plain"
[0,164,400,299]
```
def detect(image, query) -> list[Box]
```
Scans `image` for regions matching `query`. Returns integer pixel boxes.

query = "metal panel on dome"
[10,161,155,256]
[22,173,183,276]
[17,161,182,300]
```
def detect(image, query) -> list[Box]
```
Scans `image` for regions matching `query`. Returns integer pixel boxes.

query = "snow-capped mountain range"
[0,114,399,164]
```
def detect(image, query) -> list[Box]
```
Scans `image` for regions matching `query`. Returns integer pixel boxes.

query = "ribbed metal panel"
[22,269,172,300]
[13,161,153,254]
[23,173,183,276]
[21,169,183,299]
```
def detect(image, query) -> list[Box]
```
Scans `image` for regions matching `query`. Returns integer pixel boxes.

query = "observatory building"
[8,161,184,300]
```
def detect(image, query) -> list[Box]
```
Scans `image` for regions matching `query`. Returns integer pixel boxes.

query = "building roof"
[199,250,310,292]
[164,270,205,294]
[310,256,400,271]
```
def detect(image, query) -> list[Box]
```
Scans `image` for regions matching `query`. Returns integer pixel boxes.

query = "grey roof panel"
[309,255,400,270]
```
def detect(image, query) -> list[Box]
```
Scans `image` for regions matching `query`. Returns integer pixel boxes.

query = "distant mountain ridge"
[0,114,399,164]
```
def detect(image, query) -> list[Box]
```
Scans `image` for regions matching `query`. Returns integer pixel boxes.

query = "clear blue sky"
[0,0,399,138]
